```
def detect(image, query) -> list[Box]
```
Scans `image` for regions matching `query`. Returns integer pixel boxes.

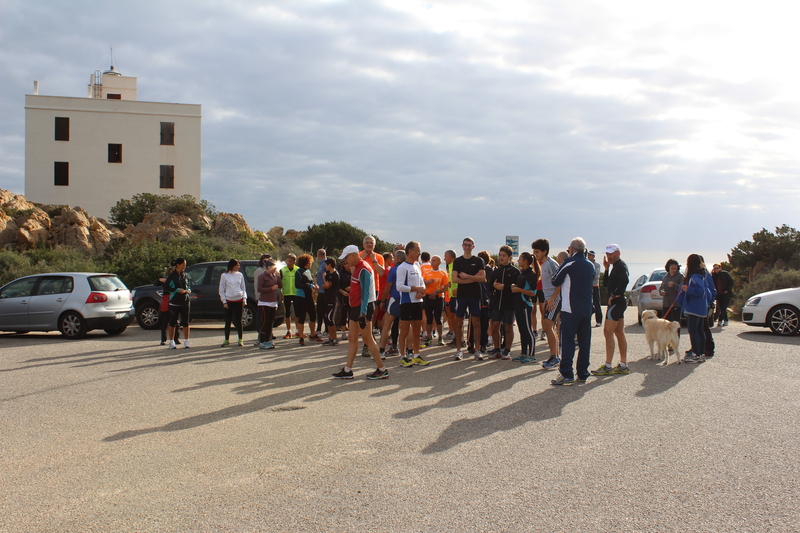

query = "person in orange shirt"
[360,235,385,296]
[423,255,450,346]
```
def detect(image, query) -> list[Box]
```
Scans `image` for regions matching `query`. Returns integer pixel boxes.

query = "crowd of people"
[158,235,730,384]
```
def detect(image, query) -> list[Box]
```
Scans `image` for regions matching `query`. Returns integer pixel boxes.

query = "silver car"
[0,273,134,338]
[629,269,668,324]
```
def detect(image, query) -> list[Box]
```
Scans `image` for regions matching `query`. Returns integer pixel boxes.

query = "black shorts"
[283,295,297,316]
[294,295,316,324]
[533,291,545,304]
[349,302,375,323]
[606,297,627,321]
[491,308,515,325]
[400,302,423,321]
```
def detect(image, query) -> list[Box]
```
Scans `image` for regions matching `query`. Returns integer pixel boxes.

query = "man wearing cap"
[332,245,389,380]
[588,250,603,327]
[592,244,630,376]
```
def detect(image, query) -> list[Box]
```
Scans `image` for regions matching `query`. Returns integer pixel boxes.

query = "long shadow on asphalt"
[633,357,698,398]
[736,330,800,345]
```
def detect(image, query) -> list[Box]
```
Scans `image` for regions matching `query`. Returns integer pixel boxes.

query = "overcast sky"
[2,0,799,265]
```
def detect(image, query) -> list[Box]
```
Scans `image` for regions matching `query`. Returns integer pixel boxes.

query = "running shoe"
[367,368,389,380]
[332,368,354,379]
[400,357,414,367]
[424,337,432,347]
[591,364,614,376]
[453,350,464,361]
[386,346,399,356]
[474,350,485,361]
[612,364,630,374]
[487,347,502,357]
[221,339,230,347]
[519,356,537,364]
[294,332,301,338]
[298,337,305,346]
[175,339,181,345]
[444,331,455,339]
[361,345,370,357]
[500,349,512,360]
[575,376,588,384]
[684,355,706,364]
[437,338,445,346]
[258,341,275,350]
[540,331,546,341]
[542,356,561,370]
[168,341,176,349]
[183,340,191,349]
[309,336,324,343]
[411,356,430,366]
[238,339,244,347]
[512,354,525,361]
[321,338,339,346]
[160,341,166,346]
[341,331,348,340]
[284,332,293,339]
[551,374,575,386]
[253,340,261,347]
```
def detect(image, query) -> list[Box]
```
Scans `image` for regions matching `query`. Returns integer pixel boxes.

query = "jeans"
[558,312,592,380]
[686,314,706,357]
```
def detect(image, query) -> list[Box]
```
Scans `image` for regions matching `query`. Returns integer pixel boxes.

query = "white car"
[742,287,800,335]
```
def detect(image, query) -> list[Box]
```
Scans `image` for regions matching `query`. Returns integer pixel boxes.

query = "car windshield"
[649,270,667,282]
[89,275,128,292]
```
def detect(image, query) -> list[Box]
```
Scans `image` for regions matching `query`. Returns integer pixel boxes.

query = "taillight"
[86,293,108,303]
[641,285,657,294]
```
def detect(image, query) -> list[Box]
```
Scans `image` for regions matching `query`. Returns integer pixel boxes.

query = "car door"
[0,277,39,329]
[629,275,647,307]
[183,265,210,317]
[28,276,74,328]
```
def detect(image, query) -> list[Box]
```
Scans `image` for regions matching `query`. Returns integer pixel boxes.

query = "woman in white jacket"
[219,258,247,347]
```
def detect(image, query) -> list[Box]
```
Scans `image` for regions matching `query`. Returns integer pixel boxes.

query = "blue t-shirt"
[386,265,401,300]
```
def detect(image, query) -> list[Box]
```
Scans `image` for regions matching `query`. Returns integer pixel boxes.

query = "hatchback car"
[132,260,285,331]
[0,273,134,338]
[742,287,800,335]
[628,269,668,324]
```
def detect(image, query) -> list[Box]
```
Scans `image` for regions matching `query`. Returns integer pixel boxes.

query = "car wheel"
[242,304,257,331]
[768,305,800,335]
[104,326,128,335]
[136,301,161,330]
[59,311,87,339]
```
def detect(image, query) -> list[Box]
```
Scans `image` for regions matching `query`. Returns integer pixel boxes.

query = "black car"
[131,261,284,330]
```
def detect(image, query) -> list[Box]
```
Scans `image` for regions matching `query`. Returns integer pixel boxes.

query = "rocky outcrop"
[123,211,195,244]
[212,213,252,241]
[17,208,51,250]
[0,210,19,247]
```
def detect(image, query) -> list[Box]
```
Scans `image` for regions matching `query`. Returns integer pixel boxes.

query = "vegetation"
[735,269,800,309]
[0,247,102,287]
[108,193,218,229]
[295,220,394,258]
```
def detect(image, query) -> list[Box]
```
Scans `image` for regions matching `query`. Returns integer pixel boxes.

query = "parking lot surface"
[1,310,798,532]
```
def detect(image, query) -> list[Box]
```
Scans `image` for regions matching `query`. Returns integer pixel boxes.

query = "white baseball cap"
[338,245,360,260]
[604,244,621,254]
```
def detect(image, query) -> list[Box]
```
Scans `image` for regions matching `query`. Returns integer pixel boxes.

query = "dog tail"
[669,322,680,333]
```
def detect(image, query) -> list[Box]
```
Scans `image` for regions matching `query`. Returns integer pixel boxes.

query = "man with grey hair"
[549,237,595,385]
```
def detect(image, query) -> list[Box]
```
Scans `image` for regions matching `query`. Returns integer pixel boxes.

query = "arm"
[359,268,374,315]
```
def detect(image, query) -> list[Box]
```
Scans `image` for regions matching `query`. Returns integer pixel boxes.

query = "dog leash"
[662,286,685,318]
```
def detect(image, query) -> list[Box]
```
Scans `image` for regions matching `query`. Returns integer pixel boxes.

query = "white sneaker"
[183,339,191,349]
[453,350,463,361]
[475,350,485,361]
[168,341,176,349]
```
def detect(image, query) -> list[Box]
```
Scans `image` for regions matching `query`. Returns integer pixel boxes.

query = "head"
[431,255,442,269]
[518,252,532,269]
[362,235,376,253]
[382,252,392,266]
[339,245,361,268]
[568,237,586,257]
[665,258,680,275]
[686,253,703,275]
[263,259,277,273]
[405,241,421,262]
[712,263,722,274]
[444,249,456,264]
[477,250,491,265]
[604,243,621,264]
[174,257,186,273]
[462,237,475,257]
[296,253,313,269]
[226,258,240,273]
[284,253,296,268]
[556,251,568,264]
[420,251,430,263]
[531,239,550,264]
[259,253,272,268]
[324,257,336,272]
[394,250,407,265]
[498,245,513,266]
[393,243,405,253]
[588,250,596,261]
[317,249,327,261]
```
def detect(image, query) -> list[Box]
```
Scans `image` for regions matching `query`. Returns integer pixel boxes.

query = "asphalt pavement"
[1,309,798,532]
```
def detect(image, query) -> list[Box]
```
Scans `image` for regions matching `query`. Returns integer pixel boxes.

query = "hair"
[420,251,430,262]
[258,253,272,268]
[363,235,375,244]
[531,238,550,254]
[569,237,586,252]
[499,245,513,257]
[297,253,313,269]
[317,249,326,258]
[174,257,186,266]
[263,259,276,269]
[664,258,680,271]
[406,241,420,253]
[463,236,475,245]
[285,253,296,260]
[686,254,705,277]
[477,250,491,264]
[382,252,393,262]
[444,249,456,259]
[395,250,406,264]
[226,258,240,272]
[324,258,336,268]
[518,251,541,281]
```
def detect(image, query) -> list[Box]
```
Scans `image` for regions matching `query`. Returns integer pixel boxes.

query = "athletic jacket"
[490,264,520,311]
[552,251,595,316]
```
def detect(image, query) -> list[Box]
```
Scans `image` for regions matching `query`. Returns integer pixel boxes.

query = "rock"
[0,190,36,212]
[17,209,51,250]
[253,231,272,245]
[0,210,19,247]
[283,229,301,241]
[213,213,253,241]
[268,226,284,238]
[123,211,195,244]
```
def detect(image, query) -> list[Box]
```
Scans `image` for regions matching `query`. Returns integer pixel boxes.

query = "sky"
[2,0,799,266]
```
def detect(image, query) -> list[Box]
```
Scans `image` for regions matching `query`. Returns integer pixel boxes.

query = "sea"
[622,262,666,286]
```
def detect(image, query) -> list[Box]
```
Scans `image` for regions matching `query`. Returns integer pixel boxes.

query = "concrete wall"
[25,95,201,220]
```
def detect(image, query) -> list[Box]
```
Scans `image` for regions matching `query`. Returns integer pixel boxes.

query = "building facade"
[25,69,201,220]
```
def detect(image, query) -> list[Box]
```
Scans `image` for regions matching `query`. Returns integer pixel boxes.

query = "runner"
[511,252,540,363]
[592,244,631,376]
[379,250,404,357]
[165,258,191,349]
[293,254,318,346]
[218,258,247,347]
[332,245,389,380]
[451,237,487,361]
[256,258,279,349]
[532,239,562,370]
[280,253,299,339]
[423,255,449,346]
[443,249,457,341]
[395,241,429,367]
[489,246,519,359]
[319,258,340,346]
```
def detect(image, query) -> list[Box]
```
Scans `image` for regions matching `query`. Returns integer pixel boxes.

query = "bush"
[735,269,800,310]
[0,248,103,287]
[109,193,218,229]
[295,220,394,257]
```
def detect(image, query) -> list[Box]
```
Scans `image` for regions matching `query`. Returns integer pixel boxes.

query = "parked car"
[0,273,134,338]
[742,287,800,335]
[132,260,285,331]
[628,269,668,325]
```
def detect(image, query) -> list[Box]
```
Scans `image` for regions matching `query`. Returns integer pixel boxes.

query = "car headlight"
[744,296,761,307]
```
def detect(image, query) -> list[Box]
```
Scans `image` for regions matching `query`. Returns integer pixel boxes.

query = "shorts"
[387,297,401,318]
[294,295,316,324]
[491,308,515,325]
[424,297,444,325]
[349,302,375,323]
[455,297,481,318]
[400,302,423,321]
[449,298,458,314]
[283,295,297,317]
[168,305,189,328]
[543,298,561,322]
[606,297,627,321]
[533,291,545,304]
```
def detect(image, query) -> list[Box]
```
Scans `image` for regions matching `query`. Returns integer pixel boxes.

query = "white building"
[25,67,202,220]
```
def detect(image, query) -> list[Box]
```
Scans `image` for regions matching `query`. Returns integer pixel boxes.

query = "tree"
[729,225,800,286]
[109,193,217,229]
[295,221,394,257]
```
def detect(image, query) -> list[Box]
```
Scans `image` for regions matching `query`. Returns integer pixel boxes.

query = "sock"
[379,367,386,372]
[605,363,612,368]
[619,362,628,367]
[344,367,351,372]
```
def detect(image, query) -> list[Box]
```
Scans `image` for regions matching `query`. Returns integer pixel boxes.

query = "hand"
[458,272,470,279]
[494,282,504,290]
[603,255,610,269]
[668,281,674,287]
[511,286,521,293]
[608,297,614,306]
[223,303,228,309]
[545,298,553,311]
[358,314,367,329]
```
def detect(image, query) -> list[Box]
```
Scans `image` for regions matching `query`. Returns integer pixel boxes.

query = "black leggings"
[224,300,244,340]
[259,305,276,343]
[294,295,317,325]
[425,297,444,325]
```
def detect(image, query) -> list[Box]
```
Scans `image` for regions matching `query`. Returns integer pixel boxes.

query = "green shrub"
[295,220,394,256]
[0,248,102,287]
[735,269,800,310]
[109,193,218,229]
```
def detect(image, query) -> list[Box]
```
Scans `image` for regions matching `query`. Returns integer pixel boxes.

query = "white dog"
[641,310,681,365]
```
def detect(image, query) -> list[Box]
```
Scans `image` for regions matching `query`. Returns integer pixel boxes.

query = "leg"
[614,318,627,363]
[233,301,243,340]
[558,312,578,380]
[224,305,233,341]
[603,319,618,364]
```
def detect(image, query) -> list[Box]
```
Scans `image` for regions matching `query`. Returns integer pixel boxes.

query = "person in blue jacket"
[676,254,717,363]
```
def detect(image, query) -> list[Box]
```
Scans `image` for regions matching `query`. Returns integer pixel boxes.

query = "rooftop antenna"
[103,47,121,76]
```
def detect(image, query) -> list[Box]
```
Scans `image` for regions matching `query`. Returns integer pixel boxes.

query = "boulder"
[268,226,284,238]
[17,209,51,250]
[283,229,301,241]
[0,210,19,247]
[123,211,195,244]
[213,213,253,241]
[0,190,36,212]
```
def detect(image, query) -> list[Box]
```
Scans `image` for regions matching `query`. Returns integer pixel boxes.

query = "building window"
[107,94,121,99]
[159,165,175,189]
[160,122,175,145]
[54,162,69,186]
[108,144,122,163]
[55,117,70,141]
